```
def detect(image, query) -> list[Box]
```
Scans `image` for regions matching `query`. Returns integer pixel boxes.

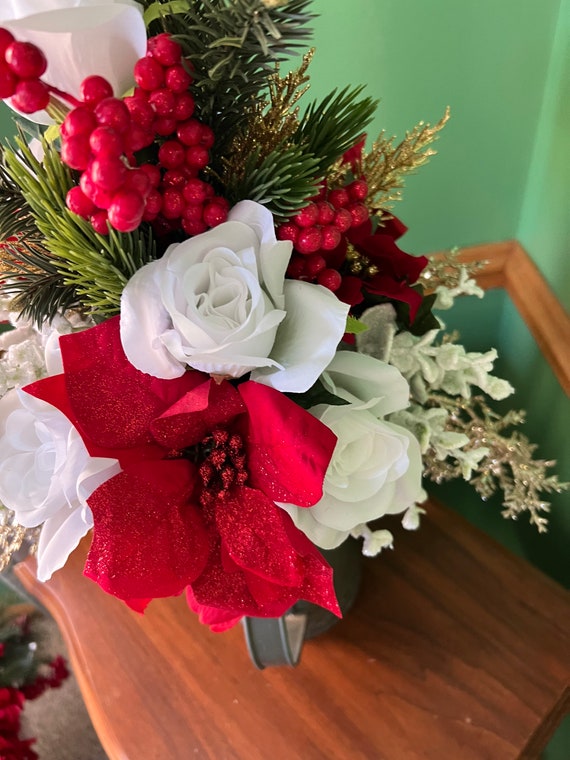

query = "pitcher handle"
[242,610,308,669]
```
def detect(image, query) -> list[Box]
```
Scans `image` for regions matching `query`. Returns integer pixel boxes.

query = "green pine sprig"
[2,136,156,321]
[294,86,378,174]
[225,141,321,218]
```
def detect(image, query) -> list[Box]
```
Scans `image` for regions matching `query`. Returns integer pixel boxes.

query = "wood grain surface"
[16,498,570,760]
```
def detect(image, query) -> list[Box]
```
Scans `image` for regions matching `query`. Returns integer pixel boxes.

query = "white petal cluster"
[387,329,514,403]
[389,405,489,480]
[432,268,484,310]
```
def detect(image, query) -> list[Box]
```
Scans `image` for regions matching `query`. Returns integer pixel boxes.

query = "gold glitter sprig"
[423,393,568,531]
[0,510,39,572]
[419,246,485,292]
[362,107,450,218]
[222,50,314,186]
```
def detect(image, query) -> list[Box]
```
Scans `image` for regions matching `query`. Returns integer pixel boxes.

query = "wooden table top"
[15,497,570,760]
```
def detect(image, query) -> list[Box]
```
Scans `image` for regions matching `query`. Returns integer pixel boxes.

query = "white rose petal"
[120,201,349,391]
[0,388,119,579]
[277,352,425,549]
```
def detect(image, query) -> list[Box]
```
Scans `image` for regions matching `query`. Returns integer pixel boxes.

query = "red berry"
[62,107,97,139]
[185,145,209,170]
[181,216,207,236]
[286,254,306,279]
[80,75,113,105]
[203,201,227,228]
[305,253,326,277]
[348,202,369,228]
[177,119,202,146]
[5,41,47,79]
[296,227,322,255]
[277,223,298,244]
[94,97,130,134]
[80,171,114,209]
[149,87,175,116]
[321,225,342,251]
[139,163,161,188]
[61,134,92,170]
[90,210,110,235]
[158,139,185,169]
[173,92,195,121]
[123,94,154,128]
[66,186,95,218]
[182,178,209,205]
[89,126,124,158]
[153,116,177,136]
[328,188,349,209]
[11,79,49,114]
[0,28,15,59]
[333,208,352,233]
[126,125,154,153]
[199,125,215,149]
[143,189,162,218]
[161,168,189,188]
[165,64,192,93]
[347,179,368,202]
[317,268,342,291]
[134,57,164,91]
[90,156,127,192]
[161,187,185,219]
[147,34,182,67]
[124,168,151,199]
[108,189,145,232]
[182,204,203,223]
[316,201,335,225]
[294,203,319,228]
[0,62,16,99]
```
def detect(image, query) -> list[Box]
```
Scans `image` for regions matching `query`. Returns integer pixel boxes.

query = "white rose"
[0,1,146,124]
[0,388,119,580]
[278,352,426,549]
[120,200,350,393]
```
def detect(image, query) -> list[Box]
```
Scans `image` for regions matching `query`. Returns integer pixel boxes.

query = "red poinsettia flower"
[330,216,428,320]
[26,317,340,627]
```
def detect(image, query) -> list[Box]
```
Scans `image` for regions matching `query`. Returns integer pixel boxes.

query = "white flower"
[120,200,349,393]
[0,388,119,580]
[278,352,426,549]
[0,0,146,124]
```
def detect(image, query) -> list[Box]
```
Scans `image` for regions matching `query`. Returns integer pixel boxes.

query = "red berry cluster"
[61,33,227,235]
[0,27,49,113]
[278,179,369,291]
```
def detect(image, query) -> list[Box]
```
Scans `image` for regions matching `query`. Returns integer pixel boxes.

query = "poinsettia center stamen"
[345,244,379,279]
[197,427,248,507]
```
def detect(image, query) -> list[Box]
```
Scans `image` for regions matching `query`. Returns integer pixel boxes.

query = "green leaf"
[286,380,350,410]
[144,0,190,26]
[345,315,369,335]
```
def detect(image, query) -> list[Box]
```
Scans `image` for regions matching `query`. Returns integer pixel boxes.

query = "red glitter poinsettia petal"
[336,274,365,307]
[58,316,205,450]
[379,215,408,240]
[365,273,424,321]
[84,459,210,604]
[185,587,243,632]
[238,381,336,507]
[151,378,245,450]
[187,487,340,619]
[216,487,305,585]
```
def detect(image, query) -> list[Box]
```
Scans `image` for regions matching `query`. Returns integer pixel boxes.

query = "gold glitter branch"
[222,50,314,185]
[0,509,39,572]
[419,246,485,292]
[362,107,450,218]
[423,393,568,531]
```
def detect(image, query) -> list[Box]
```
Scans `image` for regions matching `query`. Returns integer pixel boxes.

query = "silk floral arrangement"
[0,0,565,631]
